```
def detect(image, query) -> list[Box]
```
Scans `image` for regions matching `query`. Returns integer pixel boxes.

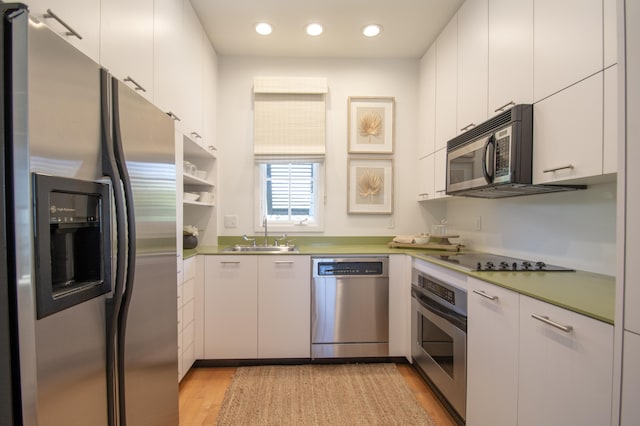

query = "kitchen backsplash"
[442,181,616,275]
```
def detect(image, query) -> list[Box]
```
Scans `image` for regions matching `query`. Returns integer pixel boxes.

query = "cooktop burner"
[427,253,575,272]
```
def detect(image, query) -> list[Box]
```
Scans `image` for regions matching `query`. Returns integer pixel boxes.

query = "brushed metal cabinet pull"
[472,289,498,301]
[220,261,240,265]
[274,261,294,265]
[531,314,573,333]
[43,9,83,39]
[543,164,574,173]
[167,111,181,121]
[124,76,146,92]
[191,131,202,139]
[460,123,476,132]
[494,101,515,113]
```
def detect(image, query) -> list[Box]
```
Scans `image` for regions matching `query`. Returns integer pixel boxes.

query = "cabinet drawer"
[182,320,194,350]
[177,283,183,306]
[177,306,182,331]
[183,278,194,303]
[183,257,197,281]
[182,298,194,328]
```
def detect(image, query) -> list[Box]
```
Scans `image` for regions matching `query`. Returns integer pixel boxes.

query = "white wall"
[433,182,617,275]
[216,56,432,236]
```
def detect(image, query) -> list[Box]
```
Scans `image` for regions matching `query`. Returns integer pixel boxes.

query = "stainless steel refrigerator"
[1,4,178,425]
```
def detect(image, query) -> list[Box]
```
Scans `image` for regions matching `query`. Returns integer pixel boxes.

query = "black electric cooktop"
[426,253,575,272]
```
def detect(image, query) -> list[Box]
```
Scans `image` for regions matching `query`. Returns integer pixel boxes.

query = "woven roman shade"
[253,77,328,158]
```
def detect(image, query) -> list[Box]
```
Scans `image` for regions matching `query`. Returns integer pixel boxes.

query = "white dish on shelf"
[194,170,207,179]
[183,192,200,202]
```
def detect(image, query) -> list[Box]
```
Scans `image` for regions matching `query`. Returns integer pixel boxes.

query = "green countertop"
[183,237,615,325]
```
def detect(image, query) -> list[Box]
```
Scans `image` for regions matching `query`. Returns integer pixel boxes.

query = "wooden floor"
[178,364,456,425]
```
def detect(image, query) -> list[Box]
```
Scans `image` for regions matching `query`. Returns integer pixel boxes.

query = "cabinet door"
[26,0,101,63]
[434,14,457,151]
[204,256,258,358]
[603,64,618,175]
[181,0,204,141]
[434,148,449,199]
[621,331,640,425]
[154,0,184,122]
[258,256,310,358]
[488,0,533,115]
[100,0,154,101]
[532,72,603,184]
[518,296,614,426]
[202,39,218,148]
[533,0,603,101]
[466,278,519,426]
[457,0,488,133]
[604,0,618,68]
[417,154,435,201]
[418,44,436,158]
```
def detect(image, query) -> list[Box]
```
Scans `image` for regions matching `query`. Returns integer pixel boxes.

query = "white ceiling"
[191,0,463,58]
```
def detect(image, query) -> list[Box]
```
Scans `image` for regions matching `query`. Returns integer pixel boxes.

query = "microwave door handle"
[482,135,495,183]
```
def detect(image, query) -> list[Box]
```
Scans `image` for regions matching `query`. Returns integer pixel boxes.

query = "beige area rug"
[215,363,437,425]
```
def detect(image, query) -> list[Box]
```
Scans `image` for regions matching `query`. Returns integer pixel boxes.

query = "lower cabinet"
[258,256,311,358]
[204,255,258,359]
[517,295,614,426]
[178,256,199,381]
[467,280,614,426]
[203,255,311,359]
[621,331,640,425]
[466,278,519,426]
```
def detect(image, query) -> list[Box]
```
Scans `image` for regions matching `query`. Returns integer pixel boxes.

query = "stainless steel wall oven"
[411,268,467,423]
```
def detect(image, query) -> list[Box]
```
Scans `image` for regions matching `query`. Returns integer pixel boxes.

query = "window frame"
[255,160,325,233]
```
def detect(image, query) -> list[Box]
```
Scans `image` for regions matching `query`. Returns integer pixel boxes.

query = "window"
[257,161,323,231]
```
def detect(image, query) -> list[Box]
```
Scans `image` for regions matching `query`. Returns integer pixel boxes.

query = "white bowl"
[183,192,200,202]
[414,235,430,245]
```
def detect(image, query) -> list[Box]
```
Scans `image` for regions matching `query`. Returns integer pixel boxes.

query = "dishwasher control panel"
[313,257,388,277]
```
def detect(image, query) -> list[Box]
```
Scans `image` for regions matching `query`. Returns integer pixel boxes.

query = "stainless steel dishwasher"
[311,256,389,358]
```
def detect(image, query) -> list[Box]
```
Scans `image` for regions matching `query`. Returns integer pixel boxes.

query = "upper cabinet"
[181,0,205,142]
[202,38,218,148]
[434,14,458,151]
[456,0,488,133]
[26,0,101,63]
[603,0,618,68]
[488,0,533,116]
[100,0,154,102]
[154,0,185,123]
[417,44,436,159]
[533,0,603,102]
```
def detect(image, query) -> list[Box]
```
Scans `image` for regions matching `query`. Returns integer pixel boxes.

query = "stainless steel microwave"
[445,104,585,198]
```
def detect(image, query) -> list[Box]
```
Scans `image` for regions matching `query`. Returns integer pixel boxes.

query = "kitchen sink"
[224,245,298,253]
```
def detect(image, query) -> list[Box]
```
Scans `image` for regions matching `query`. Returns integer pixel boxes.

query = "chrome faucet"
[262,216,268,246]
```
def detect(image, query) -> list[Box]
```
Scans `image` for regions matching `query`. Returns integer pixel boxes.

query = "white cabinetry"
[466,278,519,426]
[533,0,603,102]
[178,256,198,381]
[204,255,311,359]
[487,0,533,115]
[603,65,618,175]
[26,0,100,63]
[418,44,436,159]
[518,295,613,426]
[100,0,154,102]
[181,0,205,142]
[456,0,488,132]
[532,72,603,184]
[257,256,311,358]
[153,0,184,122]
[202,38,218,146]
[621,331,640,425]
[434,15,458,151]
[204,256,258,359]
[417,153,435,201]
[434,148,448,199]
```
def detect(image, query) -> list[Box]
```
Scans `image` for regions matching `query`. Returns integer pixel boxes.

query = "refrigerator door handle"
[100,69,126,426]
[111,76,138,426]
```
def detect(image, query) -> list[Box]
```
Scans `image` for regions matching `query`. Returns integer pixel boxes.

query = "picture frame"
[348,97,395,154]
[347,157,393,214]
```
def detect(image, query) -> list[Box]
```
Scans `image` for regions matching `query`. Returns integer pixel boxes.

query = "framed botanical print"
[347,157,393,214]
[348,96,395,154]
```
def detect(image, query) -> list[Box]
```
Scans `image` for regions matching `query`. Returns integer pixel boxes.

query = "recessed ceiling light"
[363,24,383,37]
[255,22,272,36]
[306,23,324,36]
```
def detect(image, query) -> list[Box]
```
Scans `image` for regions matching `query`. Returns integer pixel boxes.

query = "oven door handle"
[412,287,467,332]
